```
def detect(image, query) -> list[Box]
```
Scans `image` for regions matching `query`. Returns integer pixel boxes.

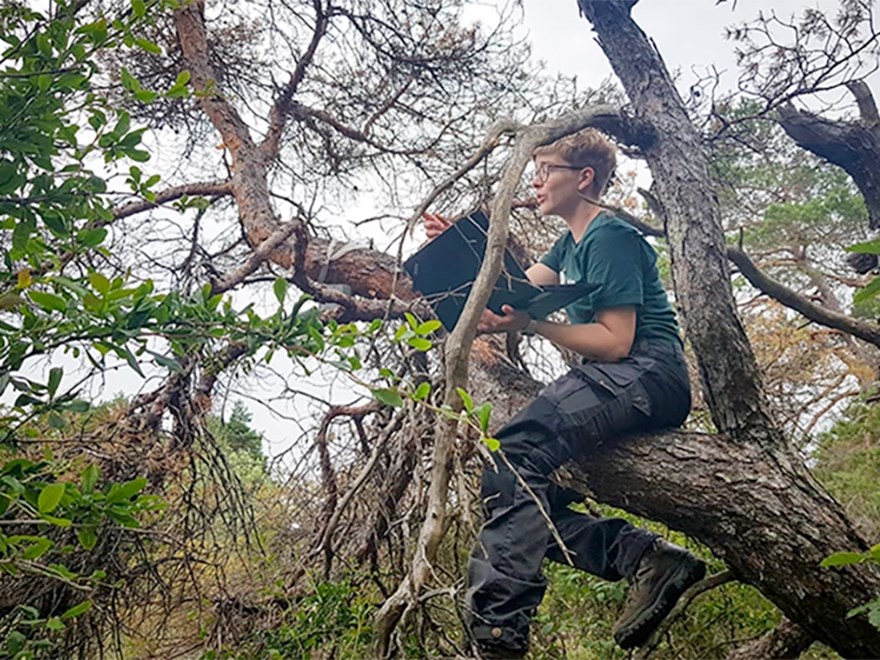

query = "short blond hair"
[533,128,617,195]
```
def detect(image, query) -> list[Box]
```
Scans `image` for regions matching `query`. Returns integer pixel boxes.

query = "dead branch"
[728,246,880,348]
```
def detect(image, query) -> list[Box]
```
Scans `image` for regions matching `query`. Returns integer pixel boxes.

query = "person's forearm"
[532,319,631,361]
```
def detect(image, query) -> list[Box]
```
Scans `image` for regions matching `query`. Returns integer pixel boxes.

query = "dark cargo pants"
[467,338,692,652]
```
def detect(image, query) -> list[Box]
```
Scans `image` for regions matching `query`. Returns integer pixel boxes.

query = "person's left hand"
[478,304,530,334]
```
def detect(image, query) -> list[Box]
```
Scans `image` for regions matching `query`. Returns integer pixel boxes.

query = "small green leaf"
[134,37,161,54]
[81,464,99,493]
[456,387,474,413]
[847,239,880,255]
[6,630,26,653]
[107,509,140,528]
[413,382,431,401]
[46,617,65,632]
[106,477,147,504]
[273,277,288,305]
[174,70,191,87]
[416,320,442,335]
[78,228,108,248]
[407,337,432,352]
[484,437,501,452]
[65,400,90,413]
[404,312,419,330]
[22,537,53,560]
[61,600,92,620]
[855,276,880,305]
[48,563,78,580]
[29,290,67,312]
[88,272,110,295]
[371,388,404,408]
[38,482,65,514]
[394,324,411,342]
[48,412,66,429]
[821,551,865,568]
[131,0,146,17]
[116,346,145,377]
[133,88,159,103]
[474,402,492,434]
[43,515,72,527]
[154,354,183,373]
[47,367,62,397]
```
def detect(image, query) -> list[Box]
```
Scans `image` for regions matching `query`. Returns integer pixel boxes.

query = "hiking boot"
[612,538,706,649]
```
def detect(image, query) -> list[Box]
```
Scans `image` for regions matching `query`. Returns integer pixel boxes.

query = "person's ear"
[578,166,595,192]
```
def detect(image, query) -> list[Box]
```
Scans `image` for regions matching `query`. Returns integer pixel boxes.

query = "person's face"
[530,156,595,218]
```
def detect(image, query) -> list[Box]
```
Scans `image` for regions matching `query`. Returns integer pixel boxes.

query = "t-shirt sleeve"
[539,234,566,272]
[586,226,645,310]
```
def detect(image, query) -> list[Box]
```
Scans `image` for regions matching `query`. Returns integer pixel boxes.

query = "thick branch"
[554,430,880,657]
[211,222,302,294]
[259,0,329,161]
[576,2,880,655]
[778,101,880,228]
[174,1,255,156]
[847,80,880,126]
[579,0,774,438]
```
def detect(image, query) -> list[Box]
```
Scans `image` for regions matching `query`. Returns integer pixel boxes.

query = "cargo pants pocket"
[551,357,656,449]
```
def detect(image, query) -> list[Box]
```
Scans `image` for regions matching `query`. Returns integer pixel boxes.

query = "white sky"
[487,0,844,91]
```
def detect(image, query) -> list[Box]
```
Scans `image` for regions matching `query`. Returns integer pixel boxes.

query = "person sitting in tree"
[424,128,705,659]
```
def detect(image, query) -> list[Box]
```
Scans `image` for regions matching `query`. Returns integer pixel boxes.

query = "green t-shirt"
[539,212,681,345]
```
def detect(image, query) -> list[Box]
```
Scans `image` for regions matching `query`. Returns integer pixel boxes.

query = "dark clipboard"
[403,209,598,331]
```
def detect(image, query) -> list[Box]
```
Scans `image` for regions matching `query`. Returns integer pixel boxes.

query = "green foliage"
[222,577,373,660]
[0,450,162,656]
[0,3,176,654]
[815,401,880,633]
[814,401,880,538]
[206,401,269,486]
[0,1,343,655]
[821,544,880,629]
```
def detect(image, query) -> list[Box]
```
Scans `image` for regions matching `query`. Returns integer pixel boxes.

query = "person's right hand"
[476,308,504,335]
[423,212,451,241]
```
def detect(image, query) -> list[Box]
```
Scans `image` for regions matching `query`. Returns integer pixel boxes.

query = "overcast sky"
[481,0,847,95]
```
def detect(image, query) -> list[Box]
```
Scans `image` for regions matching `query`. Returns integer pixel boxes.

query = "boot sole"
[613,557,706,649]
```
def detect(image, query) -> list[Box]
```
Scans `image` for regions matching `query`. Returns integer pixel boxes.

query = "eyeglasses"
[532,162,585,184]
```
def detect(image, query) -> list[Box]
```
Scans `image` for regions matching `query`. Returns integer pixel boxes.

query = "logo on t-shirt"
[560,269,574,285]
